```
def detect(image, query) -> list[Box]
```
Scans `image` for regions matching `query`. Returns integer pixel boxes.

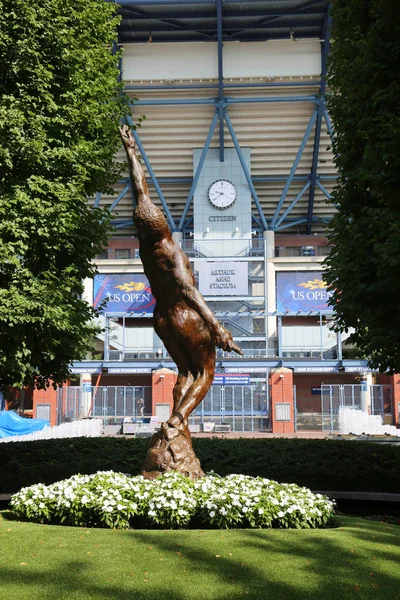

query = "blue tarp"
[0,411,49,438]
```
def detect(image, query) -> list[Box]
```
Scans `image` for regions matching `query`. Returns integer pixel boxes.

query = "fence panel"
[371,385,392,418]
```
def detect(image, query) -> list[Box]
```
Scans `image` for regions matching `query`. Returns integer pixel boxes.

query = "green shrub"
[2,437,400,494]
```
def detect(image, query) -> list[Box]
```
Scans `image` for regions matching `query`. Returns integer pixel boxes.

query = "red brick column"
[380,374,400,427]
[270,367,295,434]
[151,368,177,420]
[33,385,58,426]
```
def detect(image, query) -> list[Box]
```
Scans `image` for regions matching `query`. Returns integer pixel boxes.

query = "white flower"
[210,511,215,517]
[277,511,285,518]
[258,508,264,515]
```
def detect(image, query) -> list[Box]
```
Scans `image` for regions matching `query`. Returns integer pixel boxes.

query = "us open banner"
[198,261,248,296]
[276,271,333,312]
[93,274,155,314]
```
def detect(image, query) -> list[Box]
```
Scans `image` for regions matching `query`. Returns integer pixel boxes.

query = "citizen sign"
[208,215,237,222]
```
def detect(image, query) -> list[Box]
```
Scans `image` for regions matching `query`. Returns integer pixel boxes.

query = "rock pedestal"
[141,422,204,480]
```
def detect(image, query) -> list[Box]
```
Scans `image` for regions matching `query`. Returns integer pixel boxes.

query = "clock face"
[208,179,236,209]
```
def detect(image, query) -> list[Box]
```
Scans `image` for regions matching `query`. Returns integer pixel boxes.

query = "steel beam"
[270,109,318,229]
[275,182,311,228]
[276,218,308,231]
[115,220,134,229]
[178,110,219,231]
[224,112,268,231]
[306,4,331,233]
[323,109,335,142]
[124,81,319,91]
[109,185,131,213]
[316,180,331,199]
[94,191,101,208]
[217,0,224,162]
[133,96,318,106]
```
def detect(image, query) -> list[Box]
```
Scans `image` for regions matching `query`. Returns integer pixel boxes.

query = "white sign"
[107,368,152,374]
[198,261,248,296]
[294,366,339,373]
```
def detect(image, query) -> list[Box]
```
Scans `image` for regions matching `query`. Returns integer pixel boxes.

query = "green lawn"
[0,513,399,600]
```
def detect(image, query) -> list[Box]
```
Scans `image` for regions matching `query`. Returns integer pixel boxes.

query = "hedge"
[1,437,400,494]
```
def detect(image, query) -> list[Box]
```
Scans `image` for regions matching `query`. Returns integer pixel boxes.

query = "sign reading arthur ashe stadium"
[276,271,333,312]
[93,274,155,314]
[198,261,248,296]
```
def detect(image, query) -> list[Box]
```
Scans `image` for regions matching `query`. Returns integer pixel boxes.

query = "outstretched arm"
[173,258,242,355]
[171,251,243,355]
[119,125,149,203]
[184,285,242,354]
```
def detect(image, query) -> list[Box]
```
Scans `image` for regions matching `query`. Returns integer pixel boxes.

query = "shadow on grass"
[0,518,399,599]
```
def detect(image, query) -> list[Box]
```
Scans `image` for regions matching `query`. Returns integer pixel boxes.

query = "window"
[286,247,302,257]
[115,249,131,260]
[96,250,109,260]
[253,318,265,334]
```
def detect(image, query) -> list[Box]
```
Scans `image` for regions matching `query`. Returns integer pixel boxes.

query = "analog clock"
[208,179,236,209]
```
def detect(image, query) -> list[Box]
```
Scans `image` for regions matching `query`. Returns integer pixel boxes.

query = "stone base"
[141,421,204,480]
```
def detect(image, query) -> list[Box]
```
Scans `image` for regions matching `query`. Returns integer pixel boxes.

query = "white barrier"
[0,419,103,443]
[339,407,400,437]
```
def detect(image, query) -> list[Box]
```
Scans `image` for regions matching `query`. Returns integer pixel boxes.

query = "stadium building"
[32,0,400,433]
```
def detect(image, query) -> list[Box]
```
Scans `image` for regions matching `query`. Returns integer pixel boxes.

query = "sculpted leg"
[173,372,194,413]
[169,365,214,427]
[142,332,215,480]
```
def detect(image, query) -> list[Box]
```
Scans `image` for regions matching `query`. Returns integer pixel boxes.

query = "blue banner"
[93,274,156,314]
[213,374,250,386]
[276,271,333,312]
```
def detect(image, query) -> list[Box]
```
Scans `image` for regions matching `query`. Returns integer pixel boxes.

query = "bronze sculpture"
[120,125,242,479]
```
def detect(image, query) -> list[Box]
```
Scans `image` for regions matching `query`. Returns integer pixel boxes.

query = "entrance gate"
[57,386,151,424]
[371,385,392,419]
[321,384,392,432]
[58,385,270,432]
[321,384,362,432]
[191,385,270,432]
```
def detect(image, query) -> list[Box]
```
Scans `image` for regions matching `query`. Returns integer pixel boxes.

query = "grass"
[1,513,399,599]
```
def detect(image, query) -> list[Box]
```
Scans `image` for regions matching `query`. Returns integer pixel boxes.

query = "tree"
[0,0,129,390]
[324,0,400,372]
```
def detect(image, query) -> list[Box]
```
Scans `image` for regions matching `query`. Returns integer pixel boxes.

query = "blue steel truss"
[103,0,334,234]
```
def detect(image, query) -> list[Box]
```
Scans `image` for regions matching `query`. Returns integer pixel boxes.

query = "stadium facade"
[32,1,400,433]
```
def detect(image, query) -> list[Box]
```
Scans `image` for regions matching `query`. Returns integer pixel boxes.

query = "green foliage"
[0,0,129,390]
[1,437,400,494]
[10,471,334,529]
[324,0,400,371]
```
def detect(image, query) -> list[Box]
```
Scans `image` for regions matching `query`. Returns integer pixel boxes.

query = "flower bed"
[10,471,335,529]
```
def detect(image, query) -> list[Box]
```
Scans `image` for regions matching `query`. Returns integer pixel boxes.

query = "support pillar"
[151,368,177,423]
[360,372,373,414]
[264,230,276,356]
[80,373,93,418]
[33,385,58,426]
[270,367,295,434]
[381,374,400,427]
